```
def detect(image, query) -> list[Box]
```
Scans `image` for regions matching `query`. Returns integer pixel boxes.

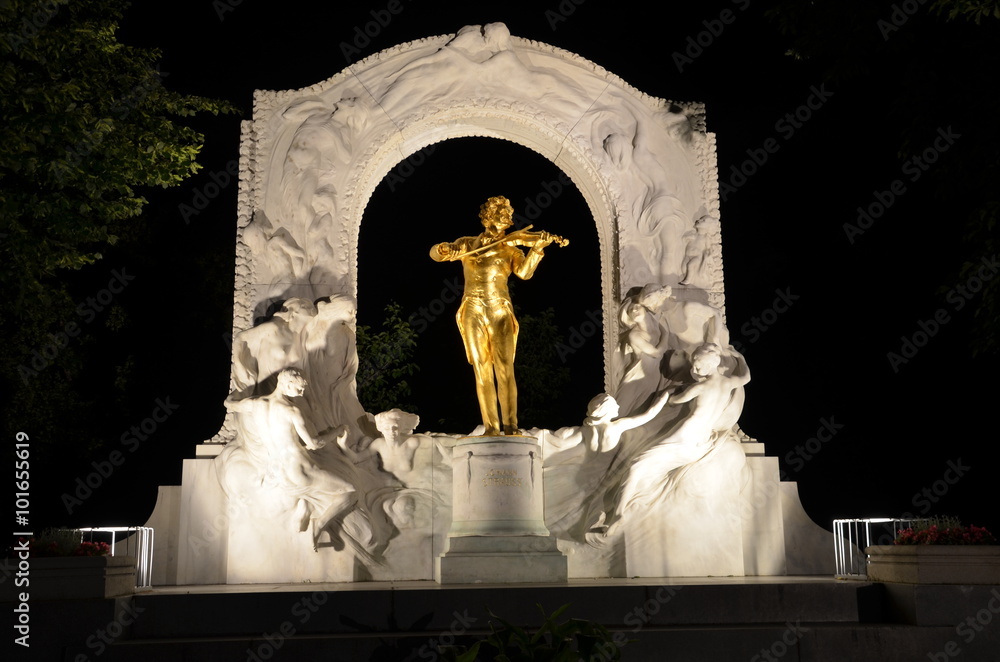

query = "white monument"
[143,23,832,585]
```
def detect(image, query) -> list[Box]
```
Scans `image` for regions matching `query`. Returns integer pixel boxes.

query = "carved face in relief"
[318,295,356,322]
[625,302,646,325]
[275,298,318,331]
[374,408,419,445]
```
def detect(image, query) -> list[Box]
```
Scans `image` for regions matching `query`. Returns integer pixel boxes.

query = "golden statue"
[430,196,568,436]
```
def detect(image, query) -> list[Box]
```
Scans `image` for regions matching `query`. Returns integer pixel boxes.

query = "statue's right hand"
[431,243,453,261]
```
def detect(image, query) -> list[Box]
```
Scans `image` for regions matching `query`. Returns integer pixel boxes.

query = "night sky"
[27,0,997,543]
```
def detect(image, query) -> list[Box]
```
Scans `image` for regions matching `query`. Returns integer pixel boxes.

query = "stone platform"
[438,435,568,584]
[8,577,999,661]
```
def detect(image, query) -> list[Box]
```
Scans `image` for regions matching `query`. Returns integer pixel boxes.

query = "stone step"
[18,580,999,662]
[68,622,975,662]
[124,581,871,640]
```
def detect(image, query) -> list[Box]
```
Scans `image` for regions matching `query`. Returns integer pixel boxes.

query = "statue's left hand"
[531,232,554,251]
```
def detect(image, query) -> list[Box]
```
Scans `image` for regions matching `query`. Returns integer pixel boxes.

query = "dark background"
[16,0,997,543]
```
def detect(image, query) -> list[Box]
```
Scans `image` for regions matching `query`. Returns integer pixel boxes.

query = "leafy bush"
[439,603,625,662]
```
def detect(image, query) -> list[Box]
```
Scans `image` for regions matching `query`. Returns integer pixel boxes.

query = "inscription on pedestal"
[483,469,523,487]
[447,436,549,537]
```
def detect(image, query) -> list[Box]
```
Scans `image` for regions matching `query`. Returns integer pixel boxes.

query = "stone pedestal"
[437,436,567,584]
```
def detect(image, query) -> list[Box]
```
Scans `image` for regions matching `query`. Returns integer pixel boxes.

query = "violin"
[454,225,569,260]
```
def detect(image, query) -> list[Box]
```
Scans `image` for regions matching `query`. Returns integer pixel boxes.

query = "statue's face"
[287,131,320,168]
[485,207,512,232]
[480,198,514,233]
[281,298,317,320]
[627,303,645,322]
[495,205,513,227]
[378,420,401,443]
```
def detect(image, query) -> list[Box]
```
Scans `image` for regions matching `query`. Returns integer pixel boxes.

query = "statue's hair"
[276,367,305,385]
[374,408,420,435]
[479,196,513,225]
[585,393,619,421]
[274,368,309,393]
[275,297,317,319]
[692,343,721,361]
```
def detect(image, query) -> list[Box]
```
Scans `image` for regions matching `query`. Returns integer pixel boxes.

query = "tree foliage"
[355,301,419,414]
[1,0,233,298]
[514,307,571,427]
[439,603,625,662]
[0,0,236,468]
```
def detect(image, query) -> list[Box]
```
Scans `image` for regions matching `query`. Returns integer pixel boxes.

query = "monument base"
[437,534,568,584]
[438,435,567,583]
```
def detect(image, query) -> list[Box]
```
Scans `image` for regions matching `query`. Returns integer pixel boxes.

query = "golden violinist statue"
[430,196,568,436]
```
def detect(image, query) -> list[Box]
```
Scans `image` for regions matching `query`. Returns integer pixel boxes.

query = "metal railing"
[77,526,154,588]
[833,518,920,578]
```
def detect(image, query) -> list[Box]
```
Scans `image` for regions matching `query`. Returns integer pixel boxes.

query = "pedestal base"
[437,534,568,584]
[439,435,567,583]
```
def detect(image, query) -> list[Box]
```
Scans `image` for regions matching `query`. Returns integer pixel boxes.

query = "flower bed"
[866,519,998,584]
[865,545,1000,584]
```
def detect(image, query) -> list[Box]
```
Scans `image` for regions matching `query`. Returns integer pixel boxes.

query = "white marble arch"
[230,22,723,404]
[144,23,836,586]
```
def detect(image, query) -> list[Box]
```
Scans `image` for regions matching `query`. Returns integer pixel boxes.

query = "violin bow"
[449,225,568,260]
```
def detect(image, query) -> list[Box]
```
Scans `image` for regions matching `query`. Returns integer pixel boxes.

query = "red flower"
[894,521,996,546]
